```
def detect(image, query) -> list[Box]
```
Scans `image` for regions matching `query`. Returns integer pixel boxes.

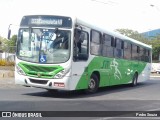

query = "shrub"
[0,59,7,66]
[0,59,15,66]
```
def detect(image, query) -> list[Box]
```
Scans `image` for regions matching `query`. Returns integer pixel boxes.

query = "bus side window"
[114,38,123,58]
[139,47,144,61]
[124,41,131,60]
[147,50,151,62]
[102,34,114,57]
[132,44,139,60]
[90,29,102,55]
[73,29,89,61]
[144,48,150,62]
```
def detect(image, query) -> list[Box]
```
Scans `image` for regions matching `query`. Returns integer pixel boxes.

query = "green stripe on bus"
[75,57,146,90]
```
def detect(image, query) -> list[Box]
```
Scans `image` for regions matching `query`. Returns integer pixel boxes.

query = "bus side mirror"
[7,24,12,40]
[8,29,11,40]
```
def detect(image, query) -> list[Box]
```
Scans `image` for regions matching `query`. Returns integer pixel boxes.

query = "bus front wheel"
[86,74,99,93]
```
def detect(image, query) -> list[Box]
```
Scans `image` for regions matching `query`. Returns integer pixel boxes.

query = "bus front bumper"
[15,74,71,90]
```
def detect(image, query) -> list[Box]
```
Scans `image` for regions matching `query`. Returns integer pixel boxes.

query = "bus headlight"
[54,68,70,79]
[16,65,26,75]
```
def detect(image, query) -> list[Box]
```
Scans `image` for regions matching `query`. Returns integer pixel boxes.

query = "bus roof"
[76,18,152,49]
[19,14,151,49]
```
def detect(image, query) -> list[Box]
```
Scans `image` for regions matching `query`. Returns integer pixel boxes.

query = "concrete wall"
[0,53,15,61]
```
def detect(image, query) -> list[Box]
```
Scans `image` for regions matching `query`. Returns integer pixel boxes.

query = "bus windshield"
[17,28,71,64]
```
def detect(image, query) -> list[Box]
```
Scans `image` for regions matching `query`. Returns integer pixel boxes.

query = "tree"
[7,35,17,47]
[115,28,149,44]
[149,35,160,61]
[0,37,3,53]
[0,35,17,53]
[0,36,8,52]
[6,35,17,53]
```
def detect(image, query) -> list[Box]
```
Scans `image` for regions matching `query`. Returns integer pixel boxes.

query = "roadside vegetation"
[0,35,16,67]
[0,59,15,66]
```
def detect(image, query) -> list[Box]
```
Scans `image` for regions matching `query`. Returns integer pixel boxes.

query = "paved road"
[0,77,160,120]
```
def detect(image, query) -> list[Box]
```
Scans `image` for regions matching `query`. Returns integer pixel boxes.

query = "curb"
[150,76,160,78]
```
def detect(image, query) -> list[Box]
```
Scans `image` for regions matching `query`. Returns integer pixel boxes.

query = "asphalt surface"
[0,77,160,120]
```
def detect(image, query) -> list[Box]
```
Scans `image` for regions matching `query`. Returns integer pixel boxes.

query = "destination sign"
[30,18,63,25]
[20,15,72,28]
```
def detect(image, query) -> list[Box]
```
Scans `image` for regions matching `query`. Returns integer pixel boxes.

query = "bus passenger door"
[71,27,90,90]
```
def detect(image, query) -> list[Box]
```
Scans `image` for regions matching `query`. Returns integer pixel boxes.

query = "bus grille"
[29,78,48,84]
[18,62,64,79]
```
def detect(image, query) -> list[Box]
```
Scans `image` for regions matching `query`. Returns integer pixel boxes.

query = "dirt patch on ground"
[0,66,15,78]
[0,66,14,71]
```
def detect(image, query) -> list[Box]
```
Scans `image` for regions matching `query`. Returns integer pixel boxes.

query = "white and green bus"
[10,15,152,93]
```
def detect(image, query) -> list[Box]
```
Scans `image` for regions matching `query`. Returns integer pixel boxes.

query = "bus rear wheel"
[85,74,99,93]
[131,73,138,87]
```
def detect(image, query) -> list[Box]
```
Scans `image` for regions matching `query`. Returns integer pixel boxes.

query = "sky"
[0,0,160,38]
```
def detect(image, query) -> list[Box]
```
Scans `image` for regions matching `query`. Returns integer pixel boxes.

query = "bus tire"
[85,74,99,93]
[131,73,138,87]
